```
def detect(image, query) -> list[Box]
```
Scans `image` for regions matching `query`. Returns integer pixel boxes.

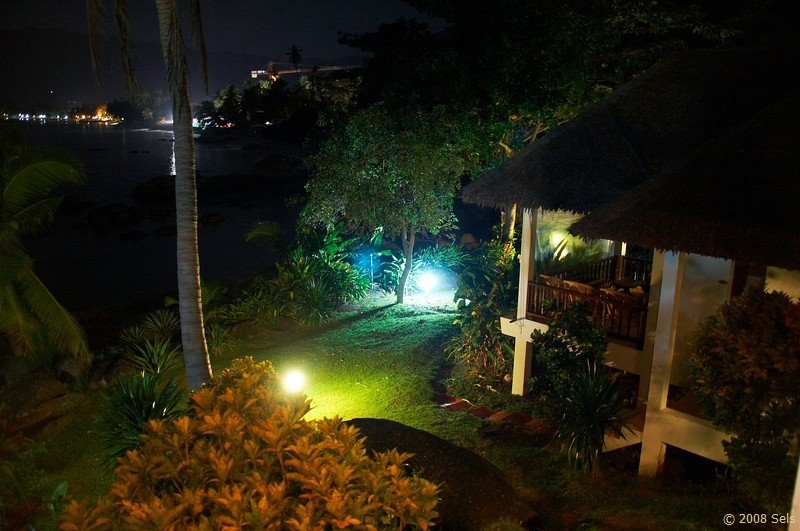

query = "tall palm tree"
[0,138,89,359]
[87,0,212,388]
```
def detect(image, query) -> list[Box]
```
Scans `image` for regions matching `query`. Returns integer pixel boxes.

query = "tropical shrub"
[205,322,235,358]
[204,355,276,391]
[530,302,608,399]
[690,286,800,511]
[216,275,282,328]
[226,223,370,327]
[446,242,517,387]
[551,363,632,477]
[62,371,439,529]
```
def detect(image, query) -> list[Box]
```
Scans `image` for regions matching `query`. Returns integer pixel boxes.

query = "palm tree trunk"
[397,229,415,304]
[156,0,211,389]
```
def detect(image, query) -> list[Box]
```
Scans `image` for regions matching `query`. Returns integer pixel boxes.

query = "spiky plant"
[96,372,186,461]
[552,363,633,478]
[141,309,180,343]
[124,338,181,376]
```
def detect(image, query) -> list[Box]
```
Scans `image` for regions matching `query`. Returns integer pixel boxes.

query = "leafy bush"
[380,244,465,293]
[95,372,187,461]
[445,242,517,385]
[205,322,235,358]
[223,224,370,327]
[690,286,800,511]
[551,363,632,477]
[204,355,277,391]
[217,275,282,328]
[530,302,607,399]
[63,371,439,529]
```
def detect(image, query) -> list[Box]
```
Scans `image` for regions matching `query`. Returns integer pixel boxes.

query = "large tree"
[304,105,476,303]
[0,136,88,359]
[87,0,211,388]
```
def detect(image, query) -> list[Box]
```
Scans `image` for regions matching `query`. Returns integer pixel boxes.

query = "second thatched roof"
[570,97,800,270]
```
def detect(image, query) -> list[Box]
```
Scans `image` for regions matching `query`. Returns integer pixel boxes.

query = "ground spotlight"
[283,370,306,393]
[418,271,439,294]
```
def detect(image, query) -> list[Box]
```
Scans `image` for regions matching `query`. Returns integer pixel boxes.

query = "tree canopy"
[304,105,480,301]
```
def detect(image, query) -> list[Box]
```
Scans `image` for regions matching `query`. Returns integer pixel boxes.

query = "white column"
[613,240,627,280]
[512,207,537,395]
[638,251,685,476]
[791,460,800,530]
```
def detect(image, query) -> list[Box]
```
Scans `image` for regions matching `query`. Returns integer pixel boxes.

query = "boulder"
[56,357,90,384]
[347,418,536,529]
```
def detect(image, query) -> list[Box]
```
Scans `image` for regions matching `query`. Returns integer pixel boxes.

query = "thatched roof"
[462,48,798,214]
[570,97,800,270]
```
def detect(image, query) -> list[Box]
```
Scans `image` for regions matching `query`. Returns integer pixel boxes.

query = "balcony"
[525,256,652,349]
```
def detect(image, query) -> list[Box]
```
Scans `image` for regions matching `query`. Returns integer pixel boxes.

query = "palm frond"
[0,245,32,286]
[9,197,63,235]
[3,146,84,215]
[245,221,282,244]
[86,0,105,84]
[14,267,89,360]
[113,0,142,95]
[188,0,209,93]
[0,283,39,356]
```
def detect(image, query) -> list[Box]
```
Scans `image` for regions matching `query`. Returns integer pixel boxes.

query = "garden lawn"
[217,292,484,444]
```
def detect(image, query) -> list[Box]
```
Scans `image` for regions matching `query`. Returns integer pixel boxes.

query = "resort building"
[462,47,800,513]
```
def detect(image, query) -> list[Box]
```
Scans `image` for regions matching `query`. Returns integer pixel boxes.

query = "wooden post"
[512,208,537,395]
[638,251,685,475]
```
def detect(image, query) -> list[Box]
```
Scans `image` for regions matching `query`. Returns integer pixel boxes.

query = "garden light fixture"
[283,370,306,393]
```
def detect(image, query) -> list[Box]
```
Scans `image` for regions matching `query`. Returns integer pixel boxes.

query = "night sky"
[0,1,445,108]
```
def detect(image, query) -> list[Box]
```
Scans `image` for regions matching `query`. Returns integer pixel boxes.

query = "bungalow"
[462,47,800,516]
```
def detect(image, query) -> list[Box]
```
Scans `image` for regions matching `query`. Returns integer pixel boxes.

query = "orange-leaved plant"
[60,358,438,529]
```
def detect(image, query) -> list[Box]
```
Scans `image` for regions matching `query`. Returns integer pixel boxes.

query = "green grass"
[5,292,743,529]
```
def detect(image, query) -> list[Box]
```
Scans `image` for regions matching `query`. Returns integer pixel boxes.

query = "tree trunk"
[507,203,517,242]
[396,229,415,304]
[156,0,211,389]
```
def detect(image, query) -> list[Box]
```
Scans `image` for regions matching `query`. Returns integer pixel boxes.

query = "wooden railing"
[548,255,652,285]
[620,256,652,284]
[526,281,647,348]
[551,256,616,283]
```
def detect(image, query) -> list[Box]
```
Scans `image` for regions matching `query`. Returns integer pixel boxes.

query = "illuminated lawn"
[217,292,482,442]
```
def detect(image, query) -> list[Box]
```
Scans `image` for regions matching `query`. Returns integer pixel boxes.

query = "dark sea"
[6,122,298,310]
